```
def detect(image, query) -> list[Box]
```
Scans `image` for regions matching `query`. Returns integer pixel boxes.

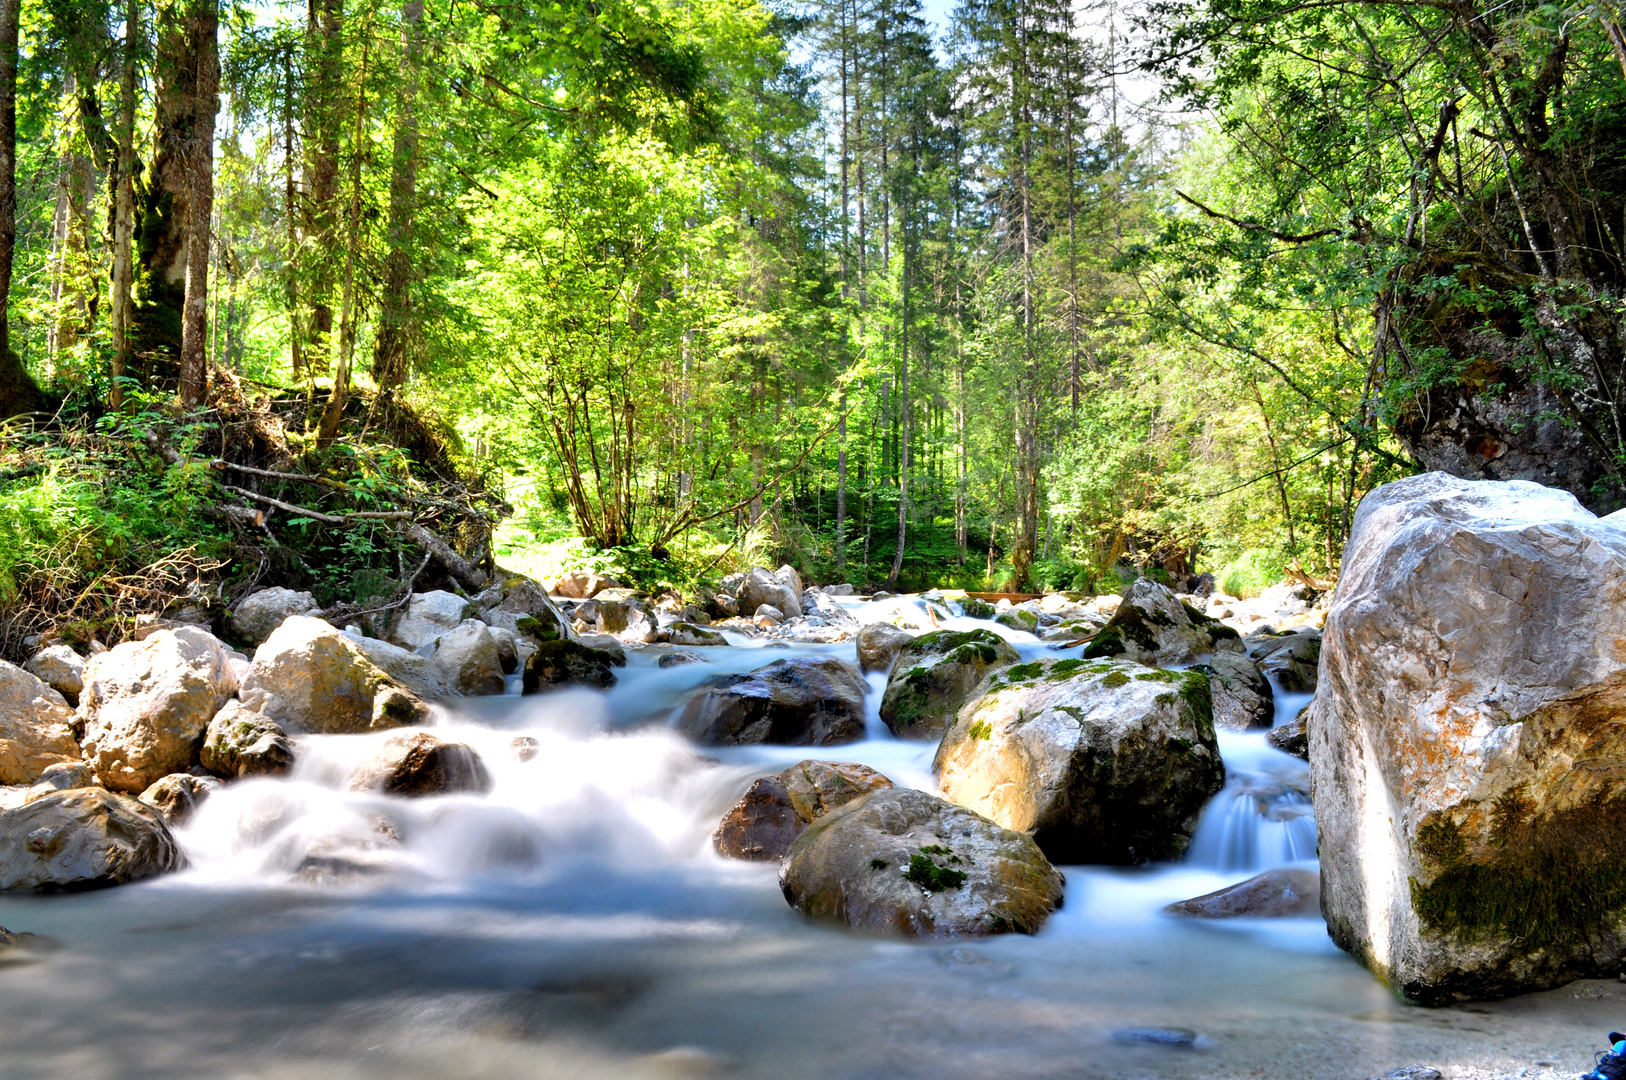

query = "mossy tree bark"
[370,0,424,394]
[178,0,218,408]
[0,0,38,422]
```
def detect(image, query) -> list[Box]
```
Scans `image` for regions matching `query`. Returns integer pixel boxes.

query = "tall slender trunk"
[371,0,424,392]
[305,0,342,388]
[316,37,370,447]
[887,222,910,590]
[110,0,139,408]
[282,45,303,377]
[1009,7,1039,590]
[178,0,219,408]
[0,0,17,366]
[835,0,851,574]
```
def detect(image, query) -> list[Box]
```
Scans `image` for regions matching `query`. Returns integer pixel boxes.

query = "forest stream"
[0,595,1614,1080]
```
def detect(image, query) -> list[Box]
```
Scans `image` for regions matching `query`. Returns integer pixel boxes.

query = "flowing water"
[0,603,1614,1078]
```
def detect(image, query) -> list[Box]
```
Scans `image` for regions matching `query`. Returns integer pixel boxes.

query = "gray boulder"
[935,656,1223,864]
[231,588,320,648]
[240,616,429,734]
[596,598,660,643]
[1165,868,1320,918]
[79,627,239,794]
[1201,651,1274,731]
[0,788,182,890]
[676,657,867,746]
[714,760,893,860]
[994,607,1038,634]
[201,700,295,778]
[139,772,222,827]
[878,629,1020,740]
[522,639,625,692]
[738,568,801,619]
[658,649,706,669]
[779,788,1064,937]
[1312,472,1626,1003]
[383,590,471,650]
[478,575,571,642]
[424,619,506,696]
[350,732,493,797]
[1246,628,1321,693]
[855,623,912,674]
[343,633,452,699]
[1267,709,1309,759]
[1084,578,1239,664]
[0,661,79,785]
[24,761,98,803]
[667,622,726,647]
[23,645,85,707]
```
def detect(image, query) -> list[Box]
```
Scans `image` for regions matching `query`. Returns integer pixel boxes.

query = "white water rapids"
[0,599,1609,1077]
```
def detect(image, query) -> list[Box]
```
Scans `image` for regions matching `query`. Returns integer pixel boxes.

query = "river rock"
[994,608,1038,634]
[240,616,429,734]
[658,649,706,668]
[753,604,785,625]
[385,591,472,651]
[1202,651,1274,731]
[0,788,182,890]
[488,626,520,674]
[550,570,613,599]
[201,700,295,778]
[1084,578,1239,664]
[0,661,79,785]
[1268,709,1309,759]
[596,598,660,643]
[424,619,506,696]
[344,633,452,699]
[1165,867,1321,918]
[779,788,1064,937]
[935,656,1224,864]
[856,623,912,674]
[713,760,893,860]
[676,656,867,746]
[231,587,320,648]
[351,732,493,797]
[478,575,570,642]
[774,565,805,612]
[24,761,98,803]
[667,622,726,647]
[738,569,801,620]
[1313,472,1626,1003]
[23,645,85,707]
[878,629,1020,740]
[522,639,624,692]
[139,772,221,827]
[1246,627,1321,693]
[79,627,239,794]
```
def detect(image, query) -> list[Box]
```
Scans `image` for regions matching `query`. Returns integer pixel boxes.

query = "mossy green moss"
[968,719,993,740]
[1134,669,1177,683]
[905,852,967,892]
[1207,624,1241,642]
[1006,662,1044,681]
[1101,671,1131,689]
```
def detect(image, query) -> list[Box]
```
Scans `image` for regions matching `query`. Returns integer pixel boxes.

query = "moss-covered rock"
[935,657,1223,864]
[779,787,1064,937]
[878,629,1020,740]
[959,596,996,619]
[521,639,624,693]
[994,608,1039,634]
[1083,578,1232,665]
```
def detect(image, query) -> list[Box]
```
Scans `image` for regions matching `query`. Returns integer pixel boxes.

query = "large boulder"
[1084,578,1238,665]
[383,591,472,651]
[675,657,867,746]
[1165,867,1320,919]
[549,570,614,600]
[714,760,893,860]
[1246,628,1321,693]
[23,645,85,707]
[773,565,805,613]
[1312,472,1626,1003]
[738,569,802,620]
[855,623,912,674]
[230,588,320,648]
[779,788,1064,937]
[878,629,1020,740]
[477,575,570,642]
[200,700,295,778]
[0,788,182,890]
[343,633,452,699]
[240,616,429,734]
[935,656,1224,864]
[1201,652,1274,731]
[79,627,239,794]
[0,661,79,785]
[595,598,660,643]
[24,761,98,803]
[350,732,493,797]
[522,639,625,693]
[667,622,726,647]
[139,773,221,827]
[423,619,506,696]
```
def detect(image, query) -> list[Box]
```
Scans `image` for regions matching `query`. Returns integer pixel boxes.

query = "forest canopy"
[3,0,1625,606]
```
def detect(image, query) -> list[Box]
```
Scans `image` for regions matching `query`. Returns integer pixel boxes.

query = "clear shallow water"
[0,622,1611,1078]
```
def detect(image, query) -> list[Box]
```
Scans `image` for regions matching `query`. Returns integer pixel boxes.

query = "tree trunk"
[316,36,371,447]
[109,0,139,409]
[305,0,342,386]
[886,231,909,590]
[371,0,424,392]
[178,0,218,408]
[0,0,35,421]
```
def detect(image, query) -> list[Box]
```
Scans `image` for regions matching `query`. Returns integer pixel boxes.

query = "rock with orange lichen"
[1313,472,1626,1003]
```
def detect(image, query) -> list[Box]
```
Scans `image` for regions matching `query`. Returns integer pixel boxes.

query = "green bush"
[1215,548,1284,599]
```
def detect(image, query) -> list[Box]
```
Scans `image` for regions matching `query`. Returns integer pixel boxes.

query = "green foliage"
[1216,549,1283,599]
[904,852,967,892]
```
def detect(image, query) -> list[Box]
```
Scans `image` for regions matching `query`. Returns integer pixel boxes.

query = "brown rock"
[714,760,893,860]
[351,732,493,797]
[0,661,79,785]
[676,657,867,747]
[0,788,183,891]
[1165,867,1321,918]
[139,772,222,827]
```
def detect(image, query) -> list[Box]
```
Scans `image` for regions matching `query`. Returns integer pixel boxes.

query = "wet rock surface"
[201,700,295,778]
[139,772,222,827]
[351,732,493,797]
[779,787,1064,937]
[714,760,893,860]
[855,623,913,673]
[1202,651,1274,731]
[1246,627,1321,693]
[0,788,182,890]
[1165,867,1321,918]
[0,661,80,785]
[522,639,625,692]
[1268,709,1309,759]
[878,629,1019,740]
[936,656,1224,864]
[1085,578,1237,665]
[676,656,867,746]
